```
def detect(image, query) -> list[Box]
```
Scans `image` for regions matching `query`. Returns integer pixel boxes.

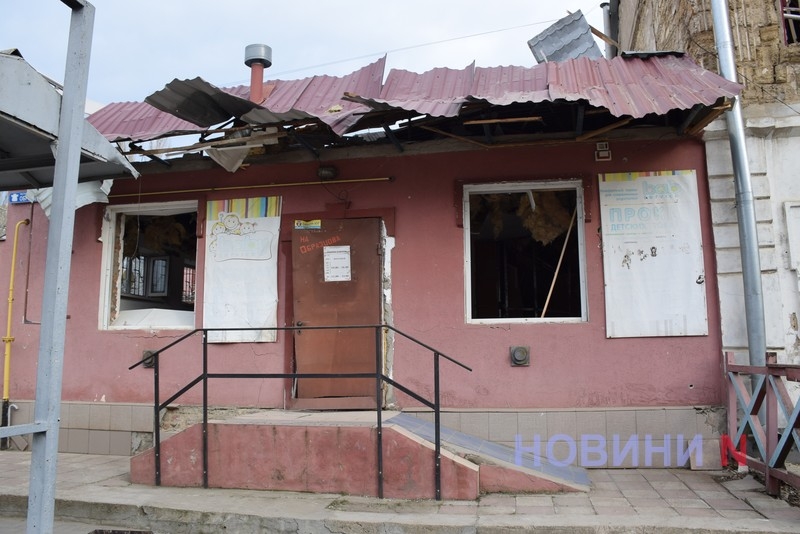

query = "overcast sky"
[1,1,606,106]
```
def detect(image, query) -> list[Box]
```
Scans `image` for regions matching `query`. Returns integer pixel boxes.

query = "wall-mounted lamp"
[317,165,338,180]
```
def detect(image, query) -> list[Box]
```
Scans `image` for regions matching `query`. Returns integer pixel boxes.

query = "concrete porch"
[130,410,590,500]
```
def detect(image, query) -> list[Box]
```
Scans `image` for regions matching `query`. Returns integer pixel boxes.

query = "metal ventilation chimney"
[245,43,272,104]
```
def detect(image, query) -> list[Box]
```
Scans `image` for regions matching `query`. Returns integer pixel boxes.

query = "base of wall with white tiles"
[406,406,726,469]
[4,401,153,456]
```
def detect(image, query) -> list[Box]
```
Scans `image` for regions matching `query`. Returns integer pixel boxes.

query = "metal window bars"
[784,1,800,43]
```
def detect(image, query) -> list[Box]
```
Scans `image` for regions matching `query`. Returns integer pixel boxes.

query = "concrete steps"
[130,410,589,499]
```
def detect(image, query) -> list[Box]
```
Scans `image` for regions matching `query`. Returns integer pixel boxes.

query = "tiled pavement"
[1,451,799,533]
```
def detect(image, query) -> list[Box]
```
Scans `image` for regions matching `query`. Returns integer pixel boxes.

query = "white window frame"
[463,180,588,324]
[98,200,198,330]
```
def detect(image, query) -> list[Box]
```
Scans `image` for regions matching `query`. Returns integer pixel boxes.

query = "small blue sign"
[8,192,31,204]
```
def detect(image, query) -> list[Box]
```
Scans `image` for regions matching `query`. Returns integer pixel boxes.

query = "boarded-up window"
[598,170,708,338]
[203,196,282,343]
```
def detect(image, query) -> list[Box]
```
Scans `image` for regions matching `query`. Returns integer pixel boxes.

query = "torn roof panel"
[105,56,388,140]
[283,56,385,132]
[145,77,264,128]
[88,53,741,144]
[365,63,476,118]
[351,53,739,123]
[527,10,602,63]
[88,101,210,142]
[0,51,137,191]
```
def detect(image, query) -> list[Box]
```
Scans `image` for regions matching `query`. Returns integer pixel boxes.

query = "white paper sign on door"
[324,245,351,282]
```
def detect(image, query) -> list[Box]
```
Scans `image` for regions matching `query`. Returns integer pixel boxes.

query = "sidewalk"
[1,450,799,533]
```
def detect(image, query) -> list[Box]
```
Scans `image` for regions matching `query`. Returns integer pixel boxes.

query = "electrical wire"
[224,3,601,84]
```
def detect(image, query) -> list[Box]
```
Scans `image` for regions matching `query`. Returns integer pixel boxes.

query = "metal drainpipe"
[711,0,766,367]
[600,1,620,59]
[2,218,30,450]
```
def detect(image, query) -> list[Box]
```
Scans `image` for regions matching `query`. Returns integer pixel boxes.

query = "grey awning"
[0,50,138,191]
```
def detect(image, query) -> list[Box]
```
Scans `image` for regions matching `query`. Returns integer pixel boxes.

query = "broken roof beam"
[575,117,632,142]
[462,116,544,126]
[382,124,404,153]
[685,100,733,137]
[419,125,490,148]
[123,129,283,157]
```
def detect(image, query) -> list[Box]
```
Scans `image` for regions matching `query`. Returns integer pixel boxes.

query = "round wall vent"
[509,346,530,366]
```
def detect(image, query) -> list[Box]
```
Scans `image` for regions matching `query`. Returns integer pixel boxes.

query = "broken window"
[99,201,197,329]
[785,0,800,44]
[464,181,586,322]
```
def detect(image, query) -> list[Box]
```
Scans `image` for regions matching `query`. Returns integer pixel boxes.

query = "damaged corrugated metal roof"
[87,52,740,161]
[86,100,204,142]
[346,53,739,124]
[92,57,386,142]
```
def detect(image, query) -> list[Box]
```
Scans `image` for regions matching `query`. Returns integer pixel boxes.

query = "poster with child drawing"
[203,196,281,342]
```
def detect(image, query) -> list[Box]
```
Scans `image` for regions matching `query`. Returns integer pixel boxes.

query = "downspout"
[711,0,766,367]
[2,218,30,449]
[600,1,620,59]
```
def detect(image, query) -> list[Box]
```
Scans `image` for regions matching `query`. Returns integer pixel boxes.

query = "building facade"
[0,53,738,466]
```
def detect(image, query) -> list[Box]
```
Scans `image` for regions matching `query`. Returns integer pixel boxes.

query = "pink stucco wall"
[0,138,723,410]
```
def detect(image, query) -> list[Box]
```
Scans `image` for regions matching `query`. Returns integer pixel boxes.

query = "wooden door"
[291,218,382,399]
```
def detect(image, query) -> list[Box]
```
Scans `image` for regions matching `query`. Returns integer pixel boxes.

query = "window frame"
[98,200,198,330]
[783,0,800,45]
[146,256,170,297]
[462,180,588,325]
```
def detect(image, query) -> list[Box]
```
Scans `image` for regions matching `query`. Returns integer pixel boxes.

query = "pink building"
[0,52,739,469]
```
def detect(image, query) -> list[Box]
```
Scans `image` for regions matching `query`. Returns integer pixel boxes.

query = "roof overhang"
[0,50,138,191]
[86,53,741,167]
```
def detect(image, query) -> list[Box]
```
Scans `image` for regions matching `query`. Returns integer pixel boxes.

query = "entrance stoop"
[130,410,589,500]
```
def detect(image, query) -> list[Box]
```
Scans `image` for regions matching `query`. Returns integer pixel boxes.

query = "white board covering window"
[598,170,708,338]
[203,197,281,343]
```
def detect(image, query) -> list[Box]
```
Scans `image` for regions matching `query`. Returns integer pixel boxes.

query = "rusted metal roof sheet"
[374,63,475,117]
[89,53,740,143]
[351,53,740,122]
[87,101,207,142]
[145,77,263,127]
[90,57,385,142]
[246,56,386,133]
[527,10,602,63]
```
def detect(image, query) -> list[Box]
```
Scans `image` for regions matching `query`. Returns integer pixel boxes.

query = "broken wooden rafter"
[685,101,733,136]
[575,117,632,141]
[463,116,544,126]
[123,129,284,157]
[419,125,490,148]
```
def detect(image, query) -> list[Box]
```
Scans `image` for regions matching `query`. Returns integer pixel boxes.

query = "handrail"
[129,324,471,501]
[723,351,800,495]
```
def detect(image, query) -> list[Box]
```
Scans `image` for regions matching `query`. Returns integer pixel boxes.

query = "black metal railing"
[128,324,471,500]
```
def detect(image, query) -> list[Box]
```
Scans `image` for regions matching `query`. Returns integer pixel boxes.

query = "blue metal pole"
[26,2,95,532]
